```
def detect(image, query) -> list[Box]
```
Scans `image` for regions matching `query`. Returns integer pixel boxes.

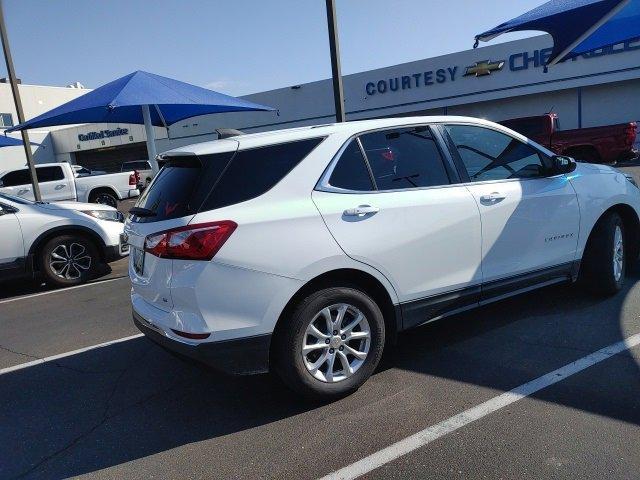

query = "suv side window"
[36,166,64,182]
[1,169,30,187]
[202,137,324,211]
[328,140,374,191]
[358,126,450,190]
[444,124,550,182]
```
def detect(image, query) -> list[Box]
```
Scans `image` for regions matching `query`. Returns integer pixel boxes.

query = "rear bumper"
[133,310,271,375]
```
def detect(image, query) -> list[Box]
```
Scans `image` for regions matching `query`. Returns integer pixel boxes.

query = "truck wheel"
[579,212,625,296]
[89,190,118,208]
[273,287,385,400]
[39,234,99,287]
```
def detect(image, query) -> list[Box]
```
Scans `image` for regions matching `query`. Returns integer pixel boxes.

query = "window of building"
[444,124,550,182]
[0,113,14,128]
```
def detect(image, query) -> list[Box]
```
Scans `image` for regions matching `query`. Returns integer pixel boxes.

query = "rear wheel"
[39,234,100,287]
[89,190,118,208]
[273,287,385,400]
[579,212,625,296]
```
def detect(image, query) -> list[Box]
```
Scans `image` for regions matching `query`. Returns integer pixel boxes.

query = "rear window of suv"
[201,137,323,211]
[131,137,323,222]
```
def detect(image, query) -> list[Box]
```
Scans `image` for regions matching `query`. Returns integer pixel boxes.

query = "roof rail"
[215,128,245,139]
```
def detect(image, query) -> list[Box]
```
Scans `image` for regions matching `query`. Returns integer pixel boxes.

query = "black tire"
[273,287,385,400]
[579,212,625,296]
[89,190,118,208]
[39,234,100,287]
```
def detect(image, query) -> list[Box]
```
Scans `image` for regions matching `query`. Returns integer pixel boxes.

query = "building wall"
[3,32,639,170]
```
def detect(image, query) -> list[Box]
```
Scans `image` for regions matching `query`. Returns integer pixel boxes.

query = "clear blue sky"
[2,0,545,95]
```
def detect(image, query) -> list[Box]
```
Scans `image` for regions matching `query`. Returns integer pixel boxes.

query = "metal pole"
[142,104,159,175]
[325,0,345,122]
[0,0,41,201]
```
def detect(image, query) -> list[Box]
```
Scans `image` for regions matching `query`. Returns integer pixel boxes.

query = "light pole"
[0,0,41,201]
[325,0,345,122]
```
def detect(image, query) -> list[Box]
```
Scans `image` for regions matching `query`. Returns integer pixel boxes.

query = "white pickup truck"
[0,162,140,207]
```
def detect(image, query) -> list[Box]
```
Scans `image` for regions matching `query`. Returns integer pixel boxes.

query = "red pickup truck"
[500,113,637,164]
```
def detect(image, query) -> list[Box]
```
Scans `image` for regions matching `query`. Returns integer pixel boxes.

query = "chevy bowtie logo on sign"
[464,60,505,77]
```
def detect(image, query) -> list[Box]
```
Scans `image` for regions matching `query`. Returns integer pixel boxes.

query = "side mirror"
[552,155,576,175]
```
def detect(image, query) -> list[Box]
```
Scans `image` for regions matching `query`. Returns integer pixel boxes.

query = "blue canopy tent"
[7,70,275,174]
[0,135,40,147]
[475,0,640,67]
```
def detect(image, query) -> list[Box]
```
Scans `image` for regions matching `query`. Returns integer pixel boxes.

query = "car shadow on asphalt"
[0,258,128,301]
[2,273,639,479]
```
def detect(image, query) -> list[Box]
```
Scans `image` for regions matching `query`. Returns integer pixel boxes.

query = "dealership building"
[2,34,639,172]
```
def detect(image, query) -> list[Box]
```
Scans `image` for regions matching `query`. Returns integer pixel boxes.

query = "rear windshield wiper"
[129,207,157,217]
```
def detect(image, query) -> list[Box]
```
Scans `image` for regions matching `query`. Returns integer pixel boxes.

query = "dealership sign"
[78,128,129,142]
[364,38,640,96]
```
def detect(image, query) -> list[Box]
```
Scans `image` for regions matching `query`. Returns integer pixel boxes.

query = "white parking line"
[0,276,128,305]
[320,332,640,480]
[0,333,144,375]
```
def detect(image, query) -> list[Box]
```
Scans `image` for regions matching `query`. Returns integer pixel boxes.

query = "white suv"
[1,193,128,287]
[126,116,640,399]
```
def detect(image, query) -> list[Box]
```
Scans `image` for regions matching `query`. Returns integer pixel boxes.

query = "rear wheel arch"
[88,186,120,205]
[563,145,601,163]
[270,268,400,364]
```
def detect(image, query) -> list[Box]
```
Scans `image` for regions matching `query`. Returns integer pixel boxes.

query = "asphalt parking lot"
[2,181,640,480]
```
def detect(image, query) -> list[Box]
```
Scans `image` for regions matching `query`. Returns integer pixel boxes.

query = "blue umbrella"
[475,0,640,67]
[7,70,275,173]
[0,135,40,147]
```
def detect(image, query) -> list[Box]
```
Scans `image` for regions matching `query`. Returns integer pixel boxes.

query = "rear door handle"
[479,192,506,203]
[17,189,30,196]
[343,205,380,217]
[55,184,66,190]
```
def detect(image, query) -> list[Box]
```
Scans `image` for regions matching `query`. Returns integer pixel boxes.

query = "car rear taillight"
[625,123,637,146]
[129,171,140,186]
[144,221,237,260]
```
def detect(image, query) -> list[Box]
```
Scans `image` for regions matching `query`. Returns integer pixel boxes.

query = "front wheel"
[39,234,100,287]
[579,212,625,296]
[273,287,385,400]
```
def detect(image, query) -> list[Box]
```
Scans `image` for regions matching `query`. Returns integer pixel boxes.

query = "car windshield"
[0,192,34,205]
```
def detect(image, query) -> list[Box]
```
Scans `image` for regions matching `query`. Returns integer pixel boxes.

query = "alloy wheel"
[613,225,624,282]
[49,242,92,280]
[301,303,371,383]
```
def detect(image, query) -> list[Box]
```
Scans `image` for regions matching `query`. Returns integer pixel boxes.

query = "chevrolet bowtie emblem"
[464,60,505,77]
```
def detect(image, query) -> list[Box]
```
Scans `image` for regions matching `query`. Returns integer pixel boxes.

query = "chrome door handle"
[480,192,506,203]
[343,205,380,217]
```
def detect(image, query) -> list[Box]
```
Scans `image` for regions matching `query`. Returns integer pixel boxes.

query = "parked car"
[0,192,128,287]
[500,113,637,164]
[125,116,640,399]
[0,162,140,208]
[121,160,153,189]
[71,164,106,177]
